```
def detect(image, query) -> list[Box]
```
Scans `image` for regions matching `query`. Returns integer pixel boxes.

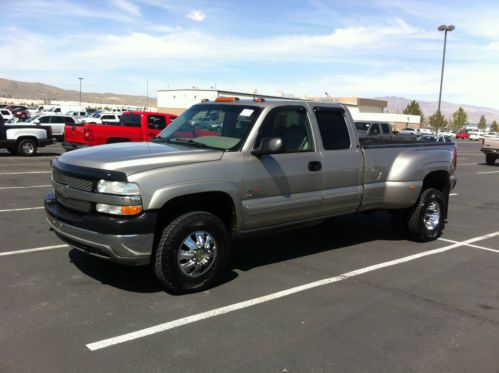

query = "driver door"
[241,106,323,230]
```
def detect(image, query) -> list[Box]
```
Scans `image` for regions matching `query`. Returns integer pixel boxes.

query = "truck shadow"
[68,211,399,294]
[229,211,400,272]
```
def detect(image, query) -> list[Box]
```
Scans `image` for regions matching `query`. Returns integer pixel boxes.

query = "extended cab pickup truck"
[481,137,499,165]
[62,111,177,151]
[45,99,457,293]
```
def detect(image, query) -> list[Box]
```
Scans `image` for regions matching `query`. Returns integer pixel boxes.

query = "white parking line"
[0,163,51,166]
[439,238,499,253]
[0,207,44,213]
[449,193,459,196]
[0,185,51,190]
[86,230,499,351]
[0,244,68,257]
[458,163,479,166]
[477,170,499,174]
[0,171,51,175]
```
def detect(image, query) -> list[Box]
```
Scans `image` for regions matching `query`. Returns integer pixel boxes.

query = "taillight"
[84,128,94,141]
[47,126,53,138]
[481,138,485,145]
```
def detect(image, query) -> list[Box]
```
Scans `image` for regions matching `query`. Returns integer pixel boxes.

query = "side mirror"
[33,119,40,124]
[252,137,283,157]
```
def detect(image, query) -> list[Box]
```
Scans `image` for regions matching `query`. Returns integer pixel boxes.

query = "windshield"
[24,115,41,123]
[155,104,262,150]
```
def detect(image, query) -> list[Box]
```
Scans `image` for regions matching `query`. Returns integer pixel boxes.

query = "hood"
[58,141,224,175]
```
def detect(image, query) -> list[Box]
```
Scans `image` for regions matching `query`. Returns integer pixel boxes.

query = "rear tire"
[154,211,230,294]
[486,153,496,165]
[391,188,446,242]
[406,188,446,242]
[17,139,37,156]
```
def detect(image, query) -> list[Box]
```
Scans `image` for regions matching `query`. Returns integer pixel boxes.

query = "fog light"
[96,203,143,216]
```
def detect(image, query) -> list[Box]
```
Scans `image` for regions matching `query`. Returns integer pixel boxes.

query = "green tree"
[451,107,468,131]
[478,115,487,131]
[429,111,448,133]
[490,120,499,133]
[403,100,424,126]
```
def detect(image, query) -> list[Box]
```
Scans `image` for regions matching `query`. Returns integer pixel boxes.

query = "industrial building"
[156,89,421,129]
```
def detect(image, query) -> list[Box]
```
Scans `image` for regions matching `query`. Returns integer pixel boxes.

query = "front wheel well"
[155,191,237,240]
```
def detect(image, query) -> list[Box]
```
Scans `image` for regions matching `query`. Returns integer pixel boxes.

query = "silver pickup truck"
[45,98,457,293]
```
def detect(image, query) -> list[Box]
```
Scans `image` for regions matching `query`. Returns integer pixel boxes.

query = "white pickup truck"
[0,124,54,156]
[481,137,499,165]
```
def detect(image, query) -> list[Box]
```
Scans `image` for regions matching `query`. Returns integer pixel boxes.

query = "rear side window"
[102,115,115,120]
[381,123,390,134]
[313,108,351,150]
[147,115,167,130]
[65,117,75,124]
[120,114,141,127]
[51,116,66,123]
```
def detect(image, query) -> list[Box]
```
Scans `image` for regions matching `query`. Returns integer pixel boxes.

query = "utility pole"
[146,79,149,111]
[437,24,455,115]
[78,77,84,108]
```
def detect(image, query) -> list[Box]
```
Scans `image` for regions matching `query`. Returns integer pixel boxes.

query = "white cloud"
[110,0,141,17]
[185,10,206,22]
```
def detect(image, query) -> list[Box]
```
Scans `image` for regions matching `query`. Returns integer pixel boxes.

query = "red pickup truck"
[62,111,177,151]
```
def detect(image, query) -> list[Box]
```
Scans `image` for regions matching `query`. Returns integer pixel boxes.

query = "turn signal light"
[215,97,240,102]
[96,203,143,216]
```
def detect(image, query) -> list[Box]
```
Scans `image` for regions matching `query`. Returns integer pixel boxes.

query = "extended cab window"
[381,123,390,134]
[148,115,167,130]
[314,108,351,150]
[121,114,141,127]
[256,106,313,153]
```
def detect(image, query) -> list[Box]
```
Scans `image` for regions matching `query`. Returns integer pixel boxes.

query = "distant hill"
[0,77,152,107]
[376,96,499,124]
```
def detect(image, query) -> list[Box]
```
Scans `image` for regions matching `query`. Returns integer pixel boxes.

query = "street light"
[437,24,455,116]
[78,77,84,108]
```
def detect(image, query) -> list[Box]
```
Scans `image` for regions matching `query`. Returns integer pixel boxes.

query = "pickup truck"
[45,98,457,293]
[481,137,499,165]
[1,124,53,156]
[62,111,177,151]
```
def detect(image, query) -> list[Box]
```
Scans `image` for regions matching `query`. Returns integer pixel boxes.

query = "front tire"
[17,139,37,156]
[154,212,230,294]
[406,188,446,242]
[486,153,496,165]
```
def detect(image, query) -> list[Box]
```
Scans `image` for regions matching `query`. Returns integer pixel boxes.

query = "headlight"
[97,180,140,195]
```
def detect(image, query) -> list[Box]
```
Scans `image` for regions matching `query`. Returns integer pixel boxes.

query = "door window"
[369,123,381,136]
[313,108,351,150]
[39,116,51,124]
[147,115,167,130]
[256,106,313,153]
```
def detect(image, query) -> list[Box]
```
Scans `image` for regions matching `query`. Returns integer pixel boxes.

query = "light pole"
[437,24,455,116]
[78,77,84,108]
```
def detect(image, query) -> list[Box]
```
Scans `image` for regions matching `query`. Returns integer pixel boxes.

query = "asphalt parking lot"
[1,141,498,372]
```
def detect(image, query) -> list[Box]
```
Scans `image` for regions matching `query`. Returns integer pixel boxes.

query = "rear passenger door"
[313,107,364,216]
[241,106,323,230]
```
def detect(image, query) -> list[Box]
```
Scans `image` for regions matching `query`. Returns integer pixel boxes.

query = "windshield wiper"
[163,138,222,150]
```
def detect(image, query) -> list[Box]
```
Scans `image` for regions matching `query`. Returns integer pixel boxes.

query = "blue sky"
[2,0,499,108]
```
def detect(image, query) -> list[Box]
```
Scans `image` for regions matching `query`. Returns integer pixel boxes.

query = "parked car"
[0,123,53,156]
[83,113,121,124]
[63,111,177,151]
[6,106,30,120]
[46,98,457,293]
[399,127,417,135]
[481,137,499,165]
[23,115,76,141]
[455,130,470,139]
[355,121,393,139]
[0,109,14,121]
[417,128,434,135]
[417,135,453,143]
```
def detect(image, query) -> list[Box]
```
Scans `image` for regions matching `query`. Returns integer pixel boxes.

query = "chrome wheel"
[22,142,35,155]
[177,231,217,278]
[424,201,441,231]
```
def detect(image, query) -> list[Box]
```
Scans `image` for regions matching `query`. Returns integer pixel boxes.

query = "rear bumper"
[62,142,87,151]
[45,192,157,265]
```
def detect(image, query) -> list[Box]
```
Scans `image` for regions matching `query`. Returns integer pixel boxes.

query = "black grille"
[56,192,92,213]
[53,168,93,192]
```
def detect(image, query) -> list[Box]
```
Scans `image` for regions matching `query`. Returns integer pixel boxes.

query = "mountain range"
[1,78,497,122]
[376,96,499,124]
